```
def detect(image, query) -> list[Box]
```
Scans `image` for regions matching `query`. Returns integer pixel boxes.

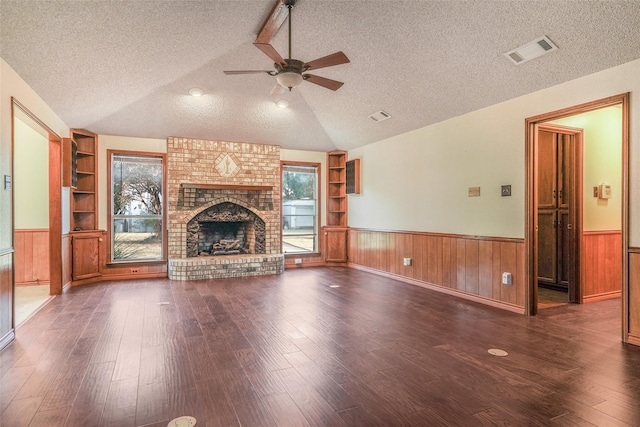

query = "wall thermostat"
[598,184,611,199]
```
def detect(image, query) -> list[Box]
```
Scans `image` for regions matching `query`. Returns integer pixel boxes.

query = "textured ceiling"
[2,1,640,152]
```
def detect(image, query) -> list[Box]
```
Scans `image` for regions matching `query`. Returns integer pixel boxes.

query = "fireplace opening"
[198,221,249,256]
[186,202,266,257]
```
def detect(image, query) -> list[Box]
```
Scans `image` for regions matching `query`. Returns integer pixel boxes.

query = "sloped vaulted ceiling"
[1,1,640,151]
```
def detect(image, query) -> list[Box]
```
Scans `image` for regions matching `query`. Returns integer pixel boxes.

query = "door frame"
[525,93,629,342]
[11,98,63,301]
[535,123,583,304]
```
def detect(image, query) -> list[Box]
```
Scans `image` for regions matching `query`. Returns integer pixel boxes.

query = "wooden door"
[72,233,101,280]
[324,227,348,263]
[537,130,576,294]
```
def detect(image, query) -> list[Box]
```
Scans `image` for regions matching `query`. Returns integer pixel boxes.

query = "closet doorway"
[12,99,63,326]
[526,94,627,334]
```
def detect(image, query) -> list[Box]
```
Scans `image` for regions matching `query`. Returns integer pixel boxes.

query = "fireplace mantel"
[182,183,273,191]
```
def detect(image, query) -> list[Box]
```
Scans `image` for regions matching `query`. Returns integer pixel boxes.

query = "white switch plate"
[403,258,412,266]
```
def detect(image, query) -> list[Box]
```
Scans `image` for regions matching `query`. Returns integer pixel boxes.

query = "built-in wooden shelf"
[70,129,98,232]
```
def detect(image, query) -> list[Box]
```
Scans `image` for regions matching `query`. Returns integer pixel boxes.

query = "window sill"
[106,260,167,267]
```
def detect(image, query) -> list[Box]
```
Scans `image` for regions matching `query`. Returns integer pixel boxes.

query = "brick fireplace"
[167,137,283,280]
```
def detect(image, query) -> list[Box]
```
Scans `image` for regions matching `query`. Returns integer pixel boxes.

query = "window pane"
[112,155,163,216]
[110,153,164,262]
[113,217,162,261]
[282,165,318,253]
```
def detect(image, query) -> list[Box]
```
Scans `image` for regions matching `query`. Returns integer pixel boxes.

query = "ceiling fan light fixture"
[188,87,203,97]
[275,99,290,108]
[276,72,303,90]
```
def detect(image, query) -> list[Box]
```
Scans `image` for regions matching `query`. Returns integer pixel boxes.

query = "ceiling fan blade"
[304,51,350,71]
[303,74,344,91]
[270,83,286,95]
[254,43,286,66]
[256,0,292,44]
[223,70,273,75]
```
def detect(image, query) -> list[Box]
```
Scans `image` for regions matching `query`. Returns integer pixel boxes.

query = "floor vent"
[504,36,557,65]
[369,110,392,122]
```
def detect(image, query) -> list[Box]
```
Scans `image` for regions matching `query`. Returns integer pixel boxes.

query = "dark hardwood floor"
[1,267,639,426]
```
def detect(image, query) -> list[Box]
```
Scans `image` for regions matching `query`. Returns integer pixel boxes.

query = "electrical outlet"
[501,272,512,285]
[294,258,302,265]
[403,258,412,266]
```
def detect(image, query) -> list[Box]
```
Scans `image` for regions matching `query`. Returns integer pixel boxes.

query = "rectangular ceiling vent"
[369,110,391,123]
[504,36,558,65]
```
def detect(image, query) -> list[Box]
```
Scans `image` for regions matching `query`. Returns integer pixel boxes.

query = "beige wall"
[14,116,49,229]
[348,58,640,245]
[550,106,622,231]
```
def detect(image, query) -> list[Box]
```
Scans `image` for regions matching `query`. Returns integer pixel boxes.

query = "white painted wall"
[550,106,622,231]
[14,117,49,229]
[349,58,640,244]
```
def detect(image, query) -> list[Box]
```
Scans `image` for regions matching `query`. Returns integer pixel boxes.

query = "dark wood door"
[537,130,575,292]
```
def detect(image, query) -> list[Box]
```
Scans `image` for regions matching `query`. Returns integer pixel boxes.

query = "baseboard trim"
[285,261,326,269]
[0,330,15,351]
[626,334,640,346]
[582,290,622,304]
[348,263,525,314]
[101,272,168,281]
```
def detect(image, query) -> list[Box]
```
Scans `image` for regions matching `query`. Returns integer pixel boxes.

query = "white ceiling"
[2,1,640,152]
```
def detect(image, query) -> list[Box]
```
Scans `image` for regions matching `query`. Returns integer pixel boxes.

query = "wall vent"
[504,36,558,65]
[368,110,391,122]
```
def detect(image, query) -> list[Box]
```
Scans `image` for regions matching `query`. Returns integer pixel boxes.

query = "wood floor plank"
[1,270,638,426]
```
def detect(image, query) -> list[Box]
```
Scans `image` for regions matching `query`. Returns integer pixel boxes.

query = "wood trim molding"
[349,263,525,315]
[349,227,524,244]
[582,290,622,304]
[583,230,622,235]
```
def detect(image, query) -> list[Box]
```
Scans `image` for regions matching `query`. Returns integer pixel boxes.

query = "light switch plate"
[468,186,480,197]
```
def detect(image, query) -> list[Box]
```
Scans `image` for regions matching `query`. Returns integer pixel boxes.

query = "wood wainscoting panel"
[349,228,525,311]
[14,229,50,285]
[581,231,622,303]
[629,250,640,339]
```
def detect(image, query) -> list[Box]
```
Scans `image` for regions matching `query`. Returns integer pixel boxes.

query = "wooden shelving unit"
[327,151,347,226]
[325,151,349,263]
[70,129,98,231]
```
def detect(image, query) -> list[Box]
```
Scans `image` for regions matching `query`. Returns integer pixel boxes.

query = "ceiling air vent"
[504,36,558,65]
[369,110,391,122]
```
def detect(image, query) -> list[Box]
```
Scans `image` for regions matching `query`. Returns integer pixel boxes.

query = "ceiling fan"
[223,0,350,94]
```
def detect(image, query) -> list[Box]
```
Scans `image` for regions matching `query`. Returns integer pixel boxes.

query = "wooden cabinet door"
[538,130,557,209]
[72,233,101,280]
[558,134,573,210]
[325,227,348,263]
[537,128,575,292]
[538,210,557,285]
